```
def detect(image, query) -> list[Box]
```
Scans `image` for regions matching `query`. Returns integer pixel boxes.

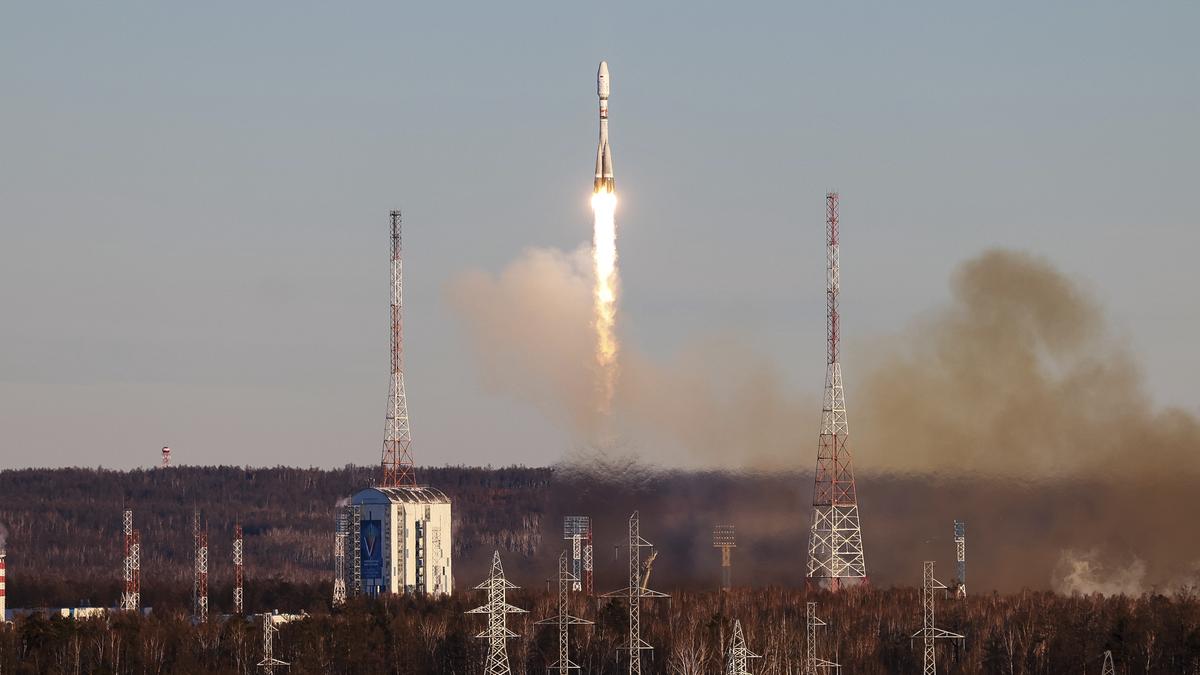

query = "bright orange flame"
[591,190,618,413]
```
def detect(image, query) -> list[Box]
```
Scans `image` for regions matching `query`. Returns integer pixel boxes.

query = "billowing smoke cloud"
[446,245,810,468]
[448,246,1200,592]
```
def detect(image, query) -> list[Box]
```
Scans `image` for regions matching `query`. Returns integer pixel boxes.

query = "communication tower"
[602,511,669,675]
[234,523,245,615]
[806,192,868,589]
[467,551,527,675]
[713,525,735,591]
[536,551,593,672]
[910,561,964,675]
[381,210,417,489]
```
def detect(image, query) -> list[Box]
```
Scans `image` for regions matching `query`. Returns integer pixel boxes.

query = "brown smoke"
[853,249,1200,478]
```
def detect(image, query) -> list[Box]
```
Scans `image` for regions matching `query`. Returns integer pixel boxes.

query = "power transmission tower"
[804,602,841,675]
[333,510,347,606]
[467,551,527,675]
[564,516,593,595]
[258,614,290,674]
[953,520,966,598]
[536,551,593,672]
[381,210,418,488]
[713,525,735,591]
[806,192,867,589]
[910,561,964,675]
[725,619,760,675]
[1101,650,1115,675]
[233,522,245,615]
[603,511,669,675]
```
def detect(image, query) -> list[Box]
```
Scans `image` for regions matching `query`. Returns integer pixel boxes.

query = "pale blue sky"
[2,2,1198,468]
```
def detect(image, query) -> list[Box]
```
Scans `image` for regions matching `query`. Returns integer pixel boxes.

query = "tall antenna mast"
[381,210,418,488]
[467,551,526,675]
[120,509,140,612]
[806,192,868,589]
[233,522,245,615]
[194,510,208,624]
[536,551,593,672]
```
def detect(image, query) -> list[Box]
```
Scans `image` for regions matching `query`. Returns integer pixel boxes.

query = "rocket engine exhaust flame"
[592,191,619,412]
[592,60,619,414]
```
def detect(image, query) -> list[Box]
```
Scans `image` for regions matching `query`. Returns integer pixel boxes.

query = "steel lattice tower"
[194,511,209,624]
[333,511,347,606]
[350,505,362,597]
[910,561,964,675]
[713,525,735,591]
[536,551,593,672]
[806,192,867,589]
[725,619,760,675]
[258,614,290,674]
[1101,650,1115,675]
[120,509,141,612]
[953,521,966,598]
[234,523,245,615]
[564,516,593,595]
[467,551,526,675]
[603,511,668,675]
[804,602,841,675]
[380,210,418,488]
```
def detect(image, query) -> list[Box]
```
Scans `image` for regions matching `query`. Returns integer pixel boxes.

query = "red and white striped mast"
[381,210,418,488]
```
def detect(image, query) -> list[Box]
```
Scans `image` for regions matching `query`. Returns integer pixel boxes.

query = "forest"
[1,465,1199,672]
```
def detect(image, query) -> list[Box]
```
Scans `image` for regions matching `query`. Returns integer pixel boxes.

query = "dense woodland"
[1,587,1198,674]
[2,466,1200,672]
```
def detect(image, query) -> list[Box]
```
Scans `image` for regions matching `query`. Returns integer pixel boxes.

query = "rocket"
[594,61,614,193]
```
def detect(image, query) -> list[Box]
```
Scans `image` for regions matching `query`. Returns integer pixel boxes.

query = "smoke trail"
[591,191,619,415]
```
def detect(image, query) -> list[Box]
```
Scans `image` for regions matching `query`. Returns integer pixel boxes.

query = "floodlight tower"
[713,525,736,591]
[381,210,418,488]
[603,511,669,675]
[804,602,841,675]
[806,192,868,590]
[953,520,966,598]
[564,516,594,595]
[725,619,761,675]
[467,551,527,675]
[161,446,171,468]
[536,551,593,672]
[910,561,964,675]
[233,523,245,615]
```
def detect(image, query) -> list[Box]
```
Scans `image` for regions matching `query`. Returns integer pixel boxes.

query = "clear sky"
[2,2,1198,469]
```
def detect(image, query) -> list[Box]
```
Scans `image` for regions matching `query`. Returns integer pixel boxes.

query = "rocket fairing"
[594,61,614,193]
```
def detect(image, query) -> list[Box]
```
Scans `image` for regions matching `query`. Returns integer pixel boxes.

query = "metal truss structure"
[193,510,209,624]
[725,619,760,675]
[805,602,840,675]
[911,561,964,675]
[381,210,418,488]
[1101,650,1115,675]
[603,511,669,675]
[713,525,735,591]
[806,192,868,589]
[234,523,245,615]
[350,505,362,597]
[258,614,290,674]
[564,516,594,595]
[467,551,527,675]
[536,551,593,672]
[333,510,347,606]
[120,509,140,612]
[954,521,966,598]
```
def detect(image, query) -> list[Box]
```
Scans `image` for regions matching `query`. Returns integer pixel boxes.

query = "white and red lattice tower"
[233,523,244,615]
[381,210,418,488]
[806,192,868,589]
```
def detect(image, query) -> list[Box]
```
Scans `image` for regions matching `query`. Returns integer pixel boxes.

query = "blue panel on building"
[361,519,383,578]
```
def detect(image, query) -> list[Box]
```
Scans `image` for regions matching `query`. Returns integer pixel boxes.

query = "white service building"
[351,486,452,596]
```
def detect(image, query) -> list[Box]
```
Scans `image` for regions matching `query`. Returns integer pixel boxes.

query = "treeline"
[2,587,1198,674]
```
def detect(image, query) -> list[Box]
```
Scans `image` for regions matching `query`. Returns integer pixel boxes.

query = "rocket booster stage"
[594,61,614,193]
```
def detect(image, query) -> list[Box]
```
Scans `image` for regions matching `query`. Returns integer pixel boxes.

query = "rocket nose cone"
[597,60,610,98]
